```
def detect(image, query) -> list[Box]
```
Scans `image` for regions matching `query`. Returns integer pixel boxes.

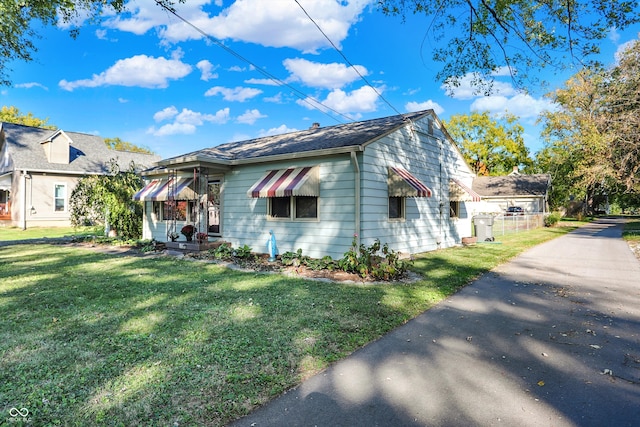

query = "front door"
[207,180,221,235]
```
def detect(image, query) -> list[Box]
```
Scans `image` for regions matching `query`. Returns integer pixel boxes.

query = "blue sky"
[3,0,639,159]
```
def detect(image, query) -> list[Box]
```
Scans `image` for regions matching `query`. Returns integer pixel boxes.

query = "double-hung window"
[54,184,66,212]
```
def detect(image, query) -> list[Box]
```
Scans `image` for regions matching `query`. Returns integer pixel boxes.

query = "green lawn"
[0,226,98,241]
[0,223,582,426]
[623,217,640,241]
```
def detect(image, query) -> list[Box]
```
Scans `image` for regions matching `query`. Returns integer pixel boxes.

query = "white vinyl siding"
[222,156,356,259]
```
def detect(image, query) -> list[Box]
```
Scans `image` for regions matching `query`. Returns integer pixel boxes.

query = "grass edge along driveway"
[1,223,585,426]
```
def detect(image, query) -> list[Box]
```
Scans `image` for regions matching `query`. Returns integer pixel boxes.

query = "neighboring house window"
[54,184,66,212]
[389,196,405,220]
[450,201,460,218]
[269,196,318,220]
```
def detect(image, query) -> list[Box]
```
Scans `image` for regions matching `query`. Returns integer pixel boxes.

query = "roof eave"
[232,145,365,166]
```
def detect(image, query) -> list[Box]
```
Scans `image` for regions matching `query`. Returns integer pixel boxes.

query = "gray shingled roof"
[472,174,551,197]
[161,110,434,164]
[1,122,160,174]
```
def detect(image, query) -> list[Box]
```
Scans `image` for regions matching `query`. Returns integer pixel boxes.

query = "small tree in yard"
[70,159,143,240]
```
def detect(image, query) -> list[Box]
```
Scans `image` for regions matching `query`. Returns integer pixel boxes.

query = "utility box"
[473,215,495,242]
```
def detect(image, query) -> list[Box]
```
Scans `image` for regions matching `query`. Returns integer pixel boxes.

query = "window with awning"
[247,166,319,198]
[449,178,481,202]
[133,177,196,201]
[387,167,432,198]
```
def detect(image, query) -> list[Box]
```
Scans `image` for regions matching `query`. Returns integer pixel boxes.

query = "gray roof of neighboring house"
[160,110,436,165]
[0,122,160,174]
[472,174,551,197]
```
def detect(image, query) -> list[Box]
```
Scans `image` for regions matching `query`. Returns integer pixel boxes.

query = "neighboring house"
[0,122,160,229]
[471,172,551,214]
[136,110,480,259]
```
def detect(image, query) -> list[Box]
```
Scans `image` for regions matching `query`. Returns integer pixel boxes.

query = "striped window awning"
[388,167,432,198]
[247,166,319,198]
[133,177,196,201]
[449,178,481,202]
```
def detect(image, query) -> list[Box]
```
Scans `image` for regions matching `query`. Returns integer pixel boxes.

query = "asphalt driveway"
[229,218,640,427]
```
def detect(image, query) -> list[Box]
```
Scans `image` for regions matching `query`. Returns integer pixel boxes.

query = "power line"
[293,0,405,117]
[153,0,355,124]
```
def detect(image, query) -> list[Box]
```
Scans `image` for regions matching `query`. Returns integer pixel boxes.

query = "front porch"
[0,201,10,221]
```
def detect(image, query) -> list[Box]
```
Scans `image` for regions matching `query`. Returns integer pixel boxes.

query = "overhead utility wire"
[154,0,354,124]
[294,0,404,117]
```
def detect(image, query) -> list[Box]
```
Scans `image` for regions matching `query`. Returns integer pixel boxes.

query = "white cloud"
[470,93,555,119]
[609,27,621,44]
[204,86,262,102]
[59,55,192,91]
[245,78,280,86]
[237,109,266,125]
[118,97,128,103]
[196,60,218,81]
[105,0,369,53]
[264,92,284,103]
[405,100,444,115]
[148,107,230,136]
[154,106,179,122]
[300,85,381,115]
[258,124,299,137]
[443,71,517,100]
[283,58,367,89]
[614,38,638,62]
[14,82,48,90]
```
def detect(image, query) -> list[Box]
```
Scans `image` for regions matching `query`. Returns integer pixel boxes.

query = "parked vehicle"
[505,206,524,216]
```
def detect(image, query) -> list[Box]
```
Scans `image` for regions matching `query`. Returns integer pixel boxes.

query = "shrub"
[338,235,410,280]
[234,244,253,259]
[210,243,234,260]
[544,212,563,227]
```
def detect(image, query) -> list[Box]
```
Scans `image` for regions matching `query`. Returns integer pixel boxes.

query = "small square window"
[295,196,317,219]
[389,197,404,219]
[270,197,290,218]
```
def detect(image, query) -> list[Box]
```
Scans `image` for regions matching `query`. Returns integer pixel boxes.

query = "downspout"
[20,169,28,230]
[350,151,361,247]
[438,139,443,247]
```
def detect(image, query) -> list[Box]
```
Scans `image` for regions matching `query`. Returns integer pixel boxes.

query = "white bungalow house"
[0,122,160,228]
[136,110,481,259]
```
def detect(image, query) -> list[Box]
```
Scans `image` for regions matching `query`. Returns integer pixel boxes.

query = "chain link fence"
[490,213,546,236]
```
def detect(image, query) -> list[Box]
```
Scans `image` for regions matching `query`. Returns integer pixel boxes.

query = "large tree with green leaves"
[380,0,640,93]
[0,105,54,129]
[444,111,532,176]
[70,159,144,240]
[536,41,640,213]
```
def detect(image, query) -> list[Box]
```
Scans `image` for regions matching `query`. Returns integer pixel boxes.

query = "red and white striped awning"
[133,177,196,201]
[388,167,432,197]
[450,178,482,202]
[248,166,319,198]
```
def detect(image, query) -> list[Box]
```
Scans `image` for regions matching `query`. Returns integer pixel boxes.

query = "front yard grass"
[622,217,640,241]
[0,226,97,241]
[1,223,583,426]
